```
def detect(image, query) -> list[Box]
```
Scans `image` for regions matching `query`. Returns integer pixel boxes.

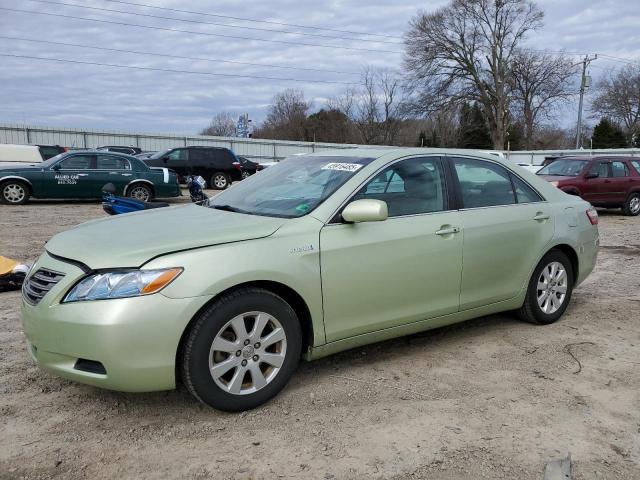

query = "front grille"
[23,268,65,305]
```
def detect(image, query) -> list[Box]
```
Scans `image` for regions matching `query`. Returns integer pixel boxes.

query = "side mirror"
[342,199,388,223]
[585,172,599,179]
[52,164,61,171]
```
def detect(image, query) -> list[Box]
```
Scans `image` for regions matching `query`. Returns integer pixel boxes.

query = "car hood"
[46,204,286,269]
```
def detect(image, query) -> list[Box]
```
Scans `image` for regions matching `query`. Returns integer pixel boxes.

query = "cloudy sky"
[0,0,638,134]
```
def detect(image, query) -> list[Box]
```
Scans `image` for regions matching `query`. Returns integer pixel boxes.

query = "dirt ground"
[1,196,639,480]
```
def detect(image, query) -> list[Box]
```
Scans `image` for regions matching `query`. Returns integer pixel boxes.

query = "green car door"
[320,156,463,342]
[42,154,96,198]
[451,156,555,309]
[94,154,133,194]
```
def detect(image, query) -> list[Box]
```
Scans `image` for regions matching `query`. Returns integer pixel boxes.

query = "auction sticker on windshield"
[321,163,364,172]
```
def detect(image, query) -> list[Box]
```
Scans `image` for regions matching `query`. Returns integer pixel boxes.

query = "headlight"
[550,181,559,187]
[63,268,182,303]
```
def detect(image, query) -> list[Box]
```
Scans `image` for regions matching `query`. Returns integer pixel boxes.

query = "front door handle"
[435,226,460,236]
[533,212,550,222]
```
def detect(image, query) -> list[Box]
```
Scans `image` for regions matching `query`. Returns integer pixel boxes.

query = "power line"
[0,7,402,55]
[24,0,403,46]
[0,53,357,85]
[596,53,640,67]
[100,0,402,41]
[0,35,362,76]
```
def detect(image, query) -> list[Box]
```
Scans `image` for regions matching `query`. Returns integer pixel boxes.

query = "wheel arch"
[0,175,33,190]
[175,280,314,382]
[0,176,33,199]
[548,243,579,286]
[124,179,155,196]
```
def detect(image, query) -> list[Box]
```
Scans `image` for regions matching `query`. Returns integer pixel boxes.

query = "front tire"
[211,172,230,190]
[0,180,30,205]
[180,288,302,412]
[518,250,574,325]
[622,192,640,216]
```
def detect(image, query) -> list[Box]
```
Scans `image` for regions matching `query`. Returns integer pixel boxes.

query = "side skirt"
[304,294,524,361]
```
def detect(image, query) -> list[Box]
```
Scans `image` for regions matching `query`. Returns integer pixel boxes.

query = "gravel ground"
[0,198,639,480]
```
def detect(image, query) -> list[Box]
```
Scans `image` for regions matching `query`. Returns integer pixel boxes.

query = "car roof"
[302,147,512,163]
[66,150,139,159]
[556,155,636,161]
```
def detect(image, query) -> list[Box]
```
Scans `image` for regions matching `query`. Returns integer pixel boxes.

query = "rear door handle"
[533,212,550,222]
[435,226,460,236]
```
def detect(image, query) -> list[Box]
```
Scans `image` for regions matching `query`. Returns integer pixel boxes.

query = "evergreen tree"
[458,103,493,149]
[592,118,628,148]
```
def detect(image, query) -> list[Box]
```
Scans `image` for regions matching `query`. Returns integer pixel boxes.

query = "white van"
[0,144,45,167]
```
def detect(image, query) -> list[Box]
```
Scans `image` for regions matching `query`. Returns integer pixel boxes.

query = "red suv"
[537,156,640,216]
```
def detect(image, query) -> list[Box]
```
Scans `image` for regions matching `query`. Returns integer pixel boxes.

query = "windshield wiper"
[211,204,240,212]
[211,204,256,215]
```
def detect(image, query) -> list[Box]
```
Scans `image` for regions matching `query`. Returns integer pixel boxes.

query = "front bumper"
[21,252,212,392]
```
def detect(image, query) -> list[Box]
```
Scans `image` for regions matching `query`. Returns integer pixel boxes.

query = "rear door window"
[453,158,516,208]
[96,155,131,170]
[611,161,629,177]
[511,175,543,203]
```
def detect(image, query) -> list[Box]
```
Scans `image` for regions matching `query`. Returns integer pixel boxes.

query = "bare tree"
[256,89,310,141]
[332,67,405,145]
[592,64,640,145]
[200,112,237,137]
[509,50,577,149]
[404,0,544,149]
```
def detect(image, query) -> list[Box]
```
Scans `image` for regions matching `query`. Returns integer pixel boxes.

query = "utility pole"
[575,54,597,149]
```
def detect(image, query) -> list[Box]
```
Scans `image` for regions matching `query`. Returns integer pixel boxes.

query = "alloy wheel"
[536,261,568,314]
[209,311,287,395]
[129,186,150,201]
[3,183,26,203]
[213,174,228,189]
[630,196,640,214]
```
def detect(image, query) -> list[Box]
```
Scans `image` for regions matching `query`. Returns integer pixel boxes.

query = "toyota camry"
[22,149,599,411]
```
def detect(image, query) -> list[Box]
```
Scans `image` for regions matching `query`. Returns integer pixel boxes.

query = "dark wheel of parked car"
[127,183,153,202]
[622,192,640,216]
[241,170,251,180]
[211,172,230,190]
[180,288,302,412]
[518,249,573,325]
[0,180,30,205]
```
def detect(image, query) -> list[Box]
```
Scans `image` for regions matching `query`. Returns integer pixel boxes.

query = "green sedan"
[0,151,181,204]
[21,149,599,411]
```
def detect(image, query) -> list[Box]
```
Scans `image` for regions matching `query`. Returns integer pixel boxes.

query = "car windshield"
[149,149,171,160]
[208,155,374,218]
[537,159,588,176]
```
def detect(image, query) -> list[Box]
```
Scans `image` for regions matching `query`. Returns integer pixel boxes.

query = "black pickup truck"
[144,146,242,189]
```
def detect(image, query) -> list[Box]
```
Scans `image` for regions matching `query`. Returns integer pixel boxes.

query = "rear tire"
[211,172,230,190]
[622,192,640,216]
[518,250,574,325]
[0,180,30,205]
[127,183,153,202]
[180,288,301,412]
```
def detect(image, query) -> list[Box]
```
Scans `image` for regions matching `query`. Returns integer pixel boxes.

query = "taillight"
[232,161,241,170]
[586,207,598,225]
